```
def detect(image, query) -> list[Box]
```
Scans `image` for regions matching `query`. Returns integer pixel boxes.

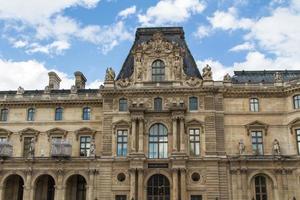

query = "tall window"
[82,107,91,120]
[117,130,128,157]
[296,129,300,155]
[152,60,165,81]
[250,98,259,112]
[23,137,34,157]
[119,98,128,112]
[154,97,162,111]
[55,107,63,121]
[189,97,198,111]
[0,137,7,142]
[294,95,300,109]
[255,176,267,200]
[80,136,91,157]
[191,195,202,200]
[27,108,35,121]
[252,131,263,155]
[189,129,200,156]
[0,108,8,121]
[149,123,168,159]
[115,195,127,200]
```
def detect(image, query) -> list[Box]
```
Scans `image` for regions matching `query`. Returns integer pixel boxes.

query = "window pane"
[189,97,198,111]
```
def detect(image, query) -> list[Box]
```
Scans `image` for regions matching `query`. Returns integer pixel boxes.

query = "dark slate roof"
[232,70,300,84]
[116,27,202,80]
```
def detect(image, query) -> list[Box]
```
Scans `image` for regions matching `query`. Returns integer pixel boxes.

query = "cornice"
[0,99,102,107]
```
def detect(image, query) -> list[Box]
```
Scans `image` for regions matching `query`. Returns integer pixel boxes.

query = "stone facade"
[0,27,300,200]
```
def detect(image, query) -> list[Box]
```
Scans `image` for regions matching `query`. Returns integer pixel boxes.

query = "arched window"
[152,60,165,82]
[55,107,63,121]
[149,123,168,158]
[0,108,8,121]
[82,107,91,120]
[119,98,128,112]
[147,174,170,200]
[254,176,267,200]
[27,108,35,121]
[294,95,300,109]
[154,97,162,111]
[250,98,259,112]
[189,97,198,111]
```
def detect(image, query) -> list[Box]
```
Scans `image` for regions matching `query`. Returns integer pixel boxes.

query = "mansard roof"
[232,70,300,84]
[116,27,202,80]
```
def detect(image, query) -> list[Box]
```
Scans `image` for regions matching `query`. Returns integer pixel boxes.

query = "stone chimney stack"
[48,72,61,89]
[74,71,87,89]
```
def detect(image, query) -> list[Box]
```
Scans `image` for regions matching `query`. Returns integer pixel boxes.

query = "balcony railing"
[0,141,13,158]
[51,139,72,158]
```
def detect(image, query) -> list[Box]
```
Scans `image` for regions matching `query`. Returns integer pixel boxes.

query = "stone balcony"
[51,139,72,158]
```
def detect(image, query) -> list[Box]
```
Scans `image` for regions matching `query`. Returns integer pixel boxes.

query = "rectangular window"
[119,99,128,112]
[80,136,91,157]
[296,129,300,155]
[154,97,162,111]
[117,130,128,157]
[189,97,198,111]
[189,129,200,156]
[116,195,127,200]
[0,109,8,121]
[191,195,202,200]
[251,131,263,155]
[250,98,259,112]
[55,108,63,121]
[294,95,300,109]
[23,137,34,157]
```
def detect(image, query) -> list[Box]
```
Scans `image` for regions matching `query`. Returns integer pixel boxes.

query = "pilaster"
[138,169,144,200]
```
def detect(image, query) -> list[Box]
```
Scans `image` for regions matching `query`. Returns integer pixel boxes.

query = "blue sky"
[0,0,299,90]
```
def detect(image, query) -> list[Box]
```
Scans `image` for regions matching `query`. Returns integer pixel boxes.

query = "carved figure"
[274,72,283,82]
[28,138,35,157]
[202,64,212,80]
[223,73,232,82]
[17,86,24,94]
[90,139,96,157]
[238,139,245,155]
[70,85,77,94]
[273,139,281,155]
[105,67,115,81]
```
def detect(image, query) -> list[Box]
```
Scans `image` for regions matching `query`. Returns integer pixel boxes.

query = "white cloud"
[229,42,254,52]
[118,5,136,19]
[25,40,71,55]
[193,25,211,39]
[138,0,205,26]
[13,40,28,48]
[0,59,102,90]
[208,7,253,30]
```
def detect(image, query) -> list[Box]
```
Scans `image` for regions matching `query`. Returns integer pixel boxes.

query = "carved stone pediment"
[0,128,13,139]
[112,120,130,130]
[245,120,269,135]
[75,127,97,140]
[19,128,40,141]
[186,119,204,127]
[288,118,300,134]
[46,128,68,141]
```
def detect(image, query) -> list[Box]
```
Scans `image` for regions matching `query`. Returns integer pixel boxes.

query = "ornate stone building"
[0,27,300,200]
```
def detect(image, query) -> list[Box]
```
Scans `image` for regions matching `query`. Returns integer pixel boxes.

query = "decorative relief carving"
[112,169,129,185]
[185,76,202,87]
[116,78,131,88]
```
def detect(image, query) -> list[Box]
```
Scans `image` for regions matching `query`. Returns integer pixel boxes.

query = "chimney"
[74,71,87,89]
[48,72,61,89]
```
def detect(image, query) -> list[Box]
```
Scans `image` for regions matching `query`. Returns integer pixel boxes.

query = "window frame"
[119,98,128,112]
[115,195,127,200]
[154,97,163,112]
[82,107,91,120]
[116,130,128,157]
[148,123,168,159]
[27,108,36,121]
[0,108,8,122]
[251,130,264,155]
[23,136,35,157]
[254,176,268,200]
[79,135,91,157]
[152,60,165,82]
[55,107,63,121]
[293,95,300,109]
[249,98,259,112]
[296,129,300,155]
[189,97,198,111]
[190,195,203,200]
[0,136,7,142]
[189,128,200,156]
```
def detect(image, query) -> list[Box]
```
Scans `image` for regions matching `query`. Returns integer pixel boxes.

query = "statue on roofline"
[105,67,115,82]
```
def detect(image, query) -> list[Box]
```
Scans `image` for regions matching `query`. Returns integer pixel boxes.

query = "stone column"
[0,186,3,200]
[54,170,64,200]
[87,170,96,200]
[138,169,144,200]
[172,169,178,200]
[23,170,32,200]
[180,169,186,200]
[138,118,144,153]
[172,118,178,152]
[180,118,185,152]
[130,169,136,200]
[131,119,137,152]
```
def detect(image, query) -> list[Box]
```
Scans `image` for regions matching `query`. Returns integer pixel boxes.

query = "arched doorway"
[66,174,87,200]
[3,174,24,200]
[34,175,55,200]
[147,174,170,200]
